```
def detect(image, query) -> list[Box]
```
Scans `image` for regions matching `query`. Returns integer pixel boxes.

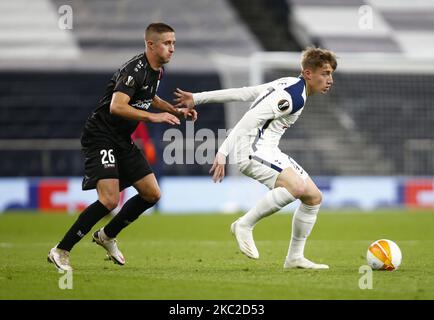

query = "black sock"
[57,200,111,251]
[103,194,156,238]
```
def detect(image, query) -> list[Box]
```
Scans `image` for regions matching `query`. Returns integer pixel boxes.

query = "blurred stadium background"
[0,0,433,213]
[2,0,434,302]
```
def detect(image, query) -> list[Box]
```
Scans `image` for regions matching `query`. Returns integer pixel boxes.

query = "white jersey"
[193,76,307,157]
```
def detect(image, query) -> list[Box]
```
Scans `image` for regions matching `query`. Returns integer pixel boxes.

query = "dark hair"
[301,47,337,71]
[145,22,175,40]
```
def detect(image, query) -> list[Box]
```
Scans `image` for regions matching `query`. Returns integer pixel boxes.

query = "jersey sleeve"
[113,64,143,99]
[269,93,294,118]
[192,82,274,105]
[270,78,306,118]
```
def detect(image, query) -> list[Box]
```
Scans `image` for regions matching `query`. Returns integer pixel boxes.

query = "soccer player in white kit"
[174,48,337,269]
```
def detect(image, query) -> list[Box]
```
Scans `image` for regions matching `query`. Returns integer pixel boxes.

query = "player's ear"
[146,39,154,51]
[302,69,312,80]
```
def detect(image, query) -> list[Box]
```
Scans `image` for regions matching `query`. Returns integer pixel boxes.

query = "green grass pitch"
[0,210,433,300]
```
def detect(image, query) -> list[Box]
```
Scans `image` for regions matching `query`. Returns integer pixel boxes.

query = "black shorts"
[81,138,153,191]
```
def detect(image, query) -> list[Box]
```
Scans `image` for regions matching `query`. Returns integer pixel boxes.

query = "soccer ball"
[367,239,402,271]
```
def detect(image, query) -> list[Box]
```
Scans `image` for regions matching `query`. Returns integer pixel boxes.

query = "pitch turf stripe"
[0,240,430,247]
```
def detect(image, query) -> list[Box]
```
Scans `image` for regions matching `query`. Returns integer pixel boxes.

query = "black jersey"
[83,53,163,145]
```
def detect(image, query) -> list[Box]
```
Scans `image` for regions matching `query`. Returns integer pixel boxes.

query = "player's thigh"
[274,167,307,198]
[96,178,120,210]
[242,148,302,190]
[274,156,310,199]
[82,140,120,188]
[133,173,161,203]
[275,168,322,204]
[117,144,154,191]
[81,142,121,209]
[238,157,280,190]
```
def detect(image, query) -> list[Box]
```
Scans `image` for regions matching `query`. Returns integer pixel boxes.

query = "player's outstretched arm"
[110,92,180,125]
[174,82,272,107]
[152,95,197,121]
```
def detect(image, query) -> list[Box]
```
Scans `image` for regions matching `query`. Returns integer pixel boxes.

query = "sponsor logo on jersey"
[125,76,135,88]
[141,84,154,92]
[277,99,290,111]
[131,99,152,110]
[134,60,144,72]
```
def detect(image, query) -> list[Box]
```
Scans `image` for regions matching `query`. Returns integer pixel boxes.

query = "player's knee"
[302,190,323,206]
[143,188,161,204]
[311,190,323,205]
[284,180,307,199]
[99,195,119,211]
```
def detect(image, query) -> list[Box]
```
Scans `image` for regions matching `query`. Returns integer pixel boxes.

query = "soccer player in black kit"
[47,23,196,271]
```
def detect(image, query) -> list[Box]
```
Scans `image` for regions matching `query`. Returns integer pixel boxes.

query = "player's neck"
[306,83,312,96]
[300,76,312,96]
[145,51,162,71]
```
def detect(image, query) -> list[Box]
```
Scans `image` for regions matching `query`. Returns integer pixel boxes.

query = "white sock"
[100,228,112,240]
[287,203,321,260]
[239,187,296,228]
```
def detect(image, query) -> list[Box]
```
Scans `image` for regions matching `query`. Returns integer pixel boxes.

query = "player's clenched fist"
[177,108,198,121]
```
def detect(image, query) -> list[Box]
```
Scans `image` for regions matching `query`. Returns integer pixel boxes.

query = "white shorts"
[237,148,309,190]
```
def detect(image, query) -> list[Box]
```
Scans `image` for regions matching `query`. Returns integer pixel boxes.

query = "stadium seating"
[289,0,434,56]
[0,0,79,61]
[227,0,301,51]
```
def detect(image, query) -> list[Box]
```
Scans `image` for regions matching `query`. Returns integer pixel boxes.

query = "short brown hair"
[301,47,337,71]
[145,22,175,41]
